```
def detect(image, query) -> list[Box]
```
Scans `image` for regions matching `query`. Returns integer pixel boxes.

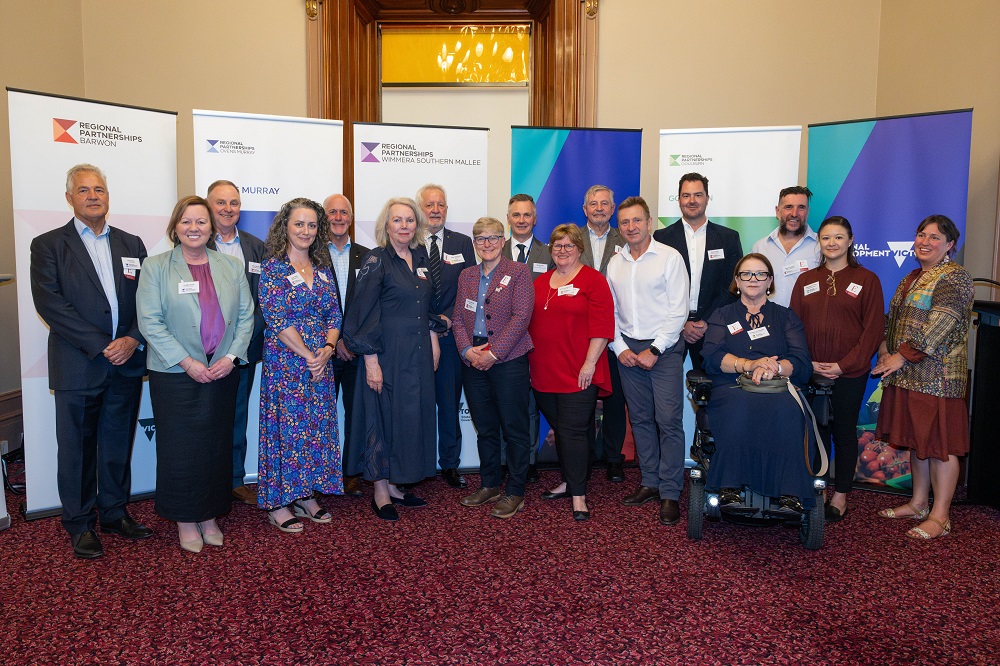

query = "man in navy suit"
[206,180,266,506]
[324,193,370,497]
[30,164,153,559]
[652,173,742,371]
[417,184,476,488]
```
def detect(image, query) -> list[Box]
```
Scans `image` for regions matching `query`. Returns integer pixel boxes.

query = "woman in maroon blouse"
[527,224,614,521]
[790,216,883,522]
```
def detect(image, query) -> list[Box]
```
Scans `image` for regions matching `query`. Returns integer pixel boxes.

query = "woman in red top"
[790,216,883,522]
[528,224,614,521]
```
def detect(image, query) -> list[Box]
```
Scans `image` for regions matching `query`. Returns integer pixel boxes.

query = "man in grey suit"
[206,180,266,506]
[324,193,370,497]
[578,184,627,483]
[501,193,552,482]
[30,164,153,559]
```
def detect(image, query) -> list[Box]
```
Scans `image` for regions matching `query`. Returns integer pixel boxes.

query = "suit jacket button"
[488,331,494,336]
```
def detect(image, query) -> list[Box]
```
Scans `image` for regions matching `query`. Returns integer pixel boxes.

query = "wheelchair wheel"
[687,477,705,540]
[799,499,824,550]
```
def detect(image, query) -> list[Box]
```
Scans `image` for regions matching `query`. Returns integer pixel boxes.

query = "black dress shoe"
[72,530,104,559]
[825,503,848,523]
[100,515,154,540]
[442,468,467,489]
[622,486,659,506]
[390,493,428,508]
[526,465,539,483]
[606,462,625,483]
[659,499,680,525]
[541,489,570,500]
[573,510,591,522]
[371,499,399,521]
[344,475,364,497]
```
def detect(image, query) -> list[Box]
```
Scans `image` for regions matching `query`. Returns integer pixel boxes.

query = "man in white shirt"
[206,180,266,506]
[750,186,820,307]
[606,196,689,526]
[578,184,627,482]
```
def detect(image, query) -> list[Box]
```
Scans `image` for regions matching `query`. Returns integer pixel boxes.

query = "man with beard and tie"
[751,186,820,307]
[417,184,476,489]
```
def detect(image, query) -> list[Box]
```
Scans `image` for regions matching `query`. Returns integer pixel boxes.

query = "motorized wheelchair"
[685,369,832,550]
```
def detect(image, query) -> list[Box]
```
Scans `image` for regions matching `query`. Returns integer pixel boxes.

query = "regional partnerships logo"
[669,153,713,167]
[357,139,482,167]
[206,139,255,155]
[52,118,143,147]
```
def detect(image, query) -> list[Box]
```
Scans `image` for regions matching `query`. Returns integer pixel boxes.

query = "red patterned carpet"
[2,469,999,665]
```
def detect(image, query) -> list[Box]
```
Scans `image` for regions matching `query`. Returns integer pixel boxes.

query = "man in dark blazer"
[323,193,370,497]
[652,172,742,371]
[578,184,627,483]
[206,180,266,506]
[30,164,152,559]
[501,193,552,482]
[417,184,476,489]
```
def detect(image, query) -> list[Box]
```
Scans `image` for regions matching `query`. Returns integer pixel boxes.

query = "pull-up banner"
[8,88,177,518]
[807,109,973,491]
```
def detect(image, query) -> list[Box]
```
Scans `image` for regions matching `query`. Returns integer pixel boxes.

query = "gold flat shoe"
[878,502,929,520]
[907,516,952,540]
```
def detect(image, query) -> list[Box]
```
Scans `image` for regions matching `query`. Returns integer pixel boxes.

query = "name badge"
[355,268,360,278]
[557,285,578,296]
[500,275,511,286]
[533,262,547,274]
[747,327,770,340]
[707,249,725,261]
[416,267,429,280]
[803,281,820,296]
[615,245,624,254]
[122,257,141,270]
[783,262,801,276]
[444,253,465,265]
[286,273,305,287]
[178,280,199,294]
[248,261,261,275]
[846,282,862,298]
[124,268,137,280]
[464,298,478,312]
[318,272,329,283]
[727,321,744,335]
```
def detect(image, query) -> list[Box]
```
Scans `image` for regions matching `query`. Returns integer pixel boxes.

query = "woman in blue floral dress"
[258,198,343,533]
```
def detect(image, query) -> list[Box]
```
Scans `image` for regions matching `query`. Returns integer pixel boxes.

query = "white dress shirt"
[682,219,707,313]
[606,239,690,355]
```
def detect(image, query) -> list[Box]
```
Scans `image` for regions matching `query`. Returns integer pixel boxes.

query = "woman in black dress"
[342,197,447,521]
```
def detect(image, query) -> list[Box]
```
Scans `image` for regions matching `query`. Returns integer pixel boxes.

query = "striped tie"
[429,234,442,292]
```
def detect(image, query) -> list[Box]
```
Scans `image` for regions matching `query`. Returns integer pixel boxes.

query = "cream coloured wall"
[875,0,1000,284]
[596,0,881,221]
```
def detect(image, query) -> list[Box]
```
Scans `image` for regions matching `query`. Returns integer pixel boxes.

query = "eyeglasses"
[473,235,503,246]
[551,243,578,253]
[826,272,836,296]
[737,271,771,281]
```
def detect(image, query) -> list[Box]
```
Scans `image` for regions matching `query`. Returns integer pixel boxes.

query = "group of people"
[30,163,974,558]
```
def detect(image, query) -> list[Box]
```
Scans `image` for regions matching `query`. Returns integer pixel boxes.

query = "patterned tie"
[429,234,442,292]
[516,243,527,263]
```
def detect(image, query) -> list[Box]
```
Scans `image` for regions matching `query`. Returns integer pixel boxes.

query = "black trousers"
[816,373,870,493]
[54,370,142,535]
[592,347,626,464]
[332,354,362,477]
[534,385,599,496]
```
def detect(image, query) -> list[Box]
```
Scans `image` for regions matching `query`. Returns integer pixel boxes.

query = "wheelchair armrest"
[809,373,835,395]
[686,369,711,385]
[686,369,713,405]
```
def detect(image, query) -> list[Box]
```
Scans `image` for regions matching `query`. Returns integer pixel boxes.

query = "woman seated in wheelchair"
[701,253,818,510]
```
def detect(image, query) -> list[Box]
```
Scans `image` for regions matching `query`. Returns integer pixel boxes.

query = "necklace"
[543,287,558,311]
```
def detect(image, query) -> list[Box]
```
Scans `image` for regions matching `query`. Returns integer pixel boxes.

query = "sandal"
[907,516,952,540]
[267,510,304,533]
[878,502,929,520]
[292,500,332,524]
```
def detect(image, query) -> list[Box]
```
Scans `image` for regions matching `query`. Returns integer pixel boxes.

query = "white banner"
[659,125,801,464]
[354,122,489,469]
[8,89,177,517]
[192,109,344,481]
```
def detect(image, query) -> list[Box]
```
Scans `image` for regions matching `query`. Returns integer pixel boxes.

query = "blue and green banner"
[807,109,973,490]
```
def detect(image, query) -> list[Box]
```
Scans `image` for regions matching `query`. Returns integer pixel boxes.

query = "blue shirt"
[215,232,246,265]
[329,240,352,307]
[74,217,118,335]
[473,263,497,338]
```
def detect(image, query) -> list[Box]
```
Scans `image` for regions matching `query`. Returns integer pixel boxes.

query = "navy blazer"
[30,220,148,390]
[653,220,743,322]
[329,241,370,321]
[431,228,476,320]
[237,229,266,364]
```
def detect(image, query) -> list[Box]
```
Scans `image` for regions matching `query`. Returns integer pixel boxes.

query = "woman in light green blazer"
[137,195,254,553]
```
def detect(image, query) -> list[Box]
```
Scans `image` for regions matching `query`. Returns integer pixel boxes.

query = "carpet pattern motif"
[2,470,999,665]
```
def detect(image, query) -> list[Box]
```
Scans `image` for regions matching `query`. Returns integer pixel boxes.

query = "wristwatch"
[648,345,662,356]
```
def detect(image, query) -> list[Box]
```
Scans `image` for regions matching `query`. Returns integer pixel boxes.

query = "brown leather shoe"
[460,486,501,507]
[490,495,524,519]
[622,486,659,506]
[344,475,364,497]
[659,498,681,525]
[231,484,257,506]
